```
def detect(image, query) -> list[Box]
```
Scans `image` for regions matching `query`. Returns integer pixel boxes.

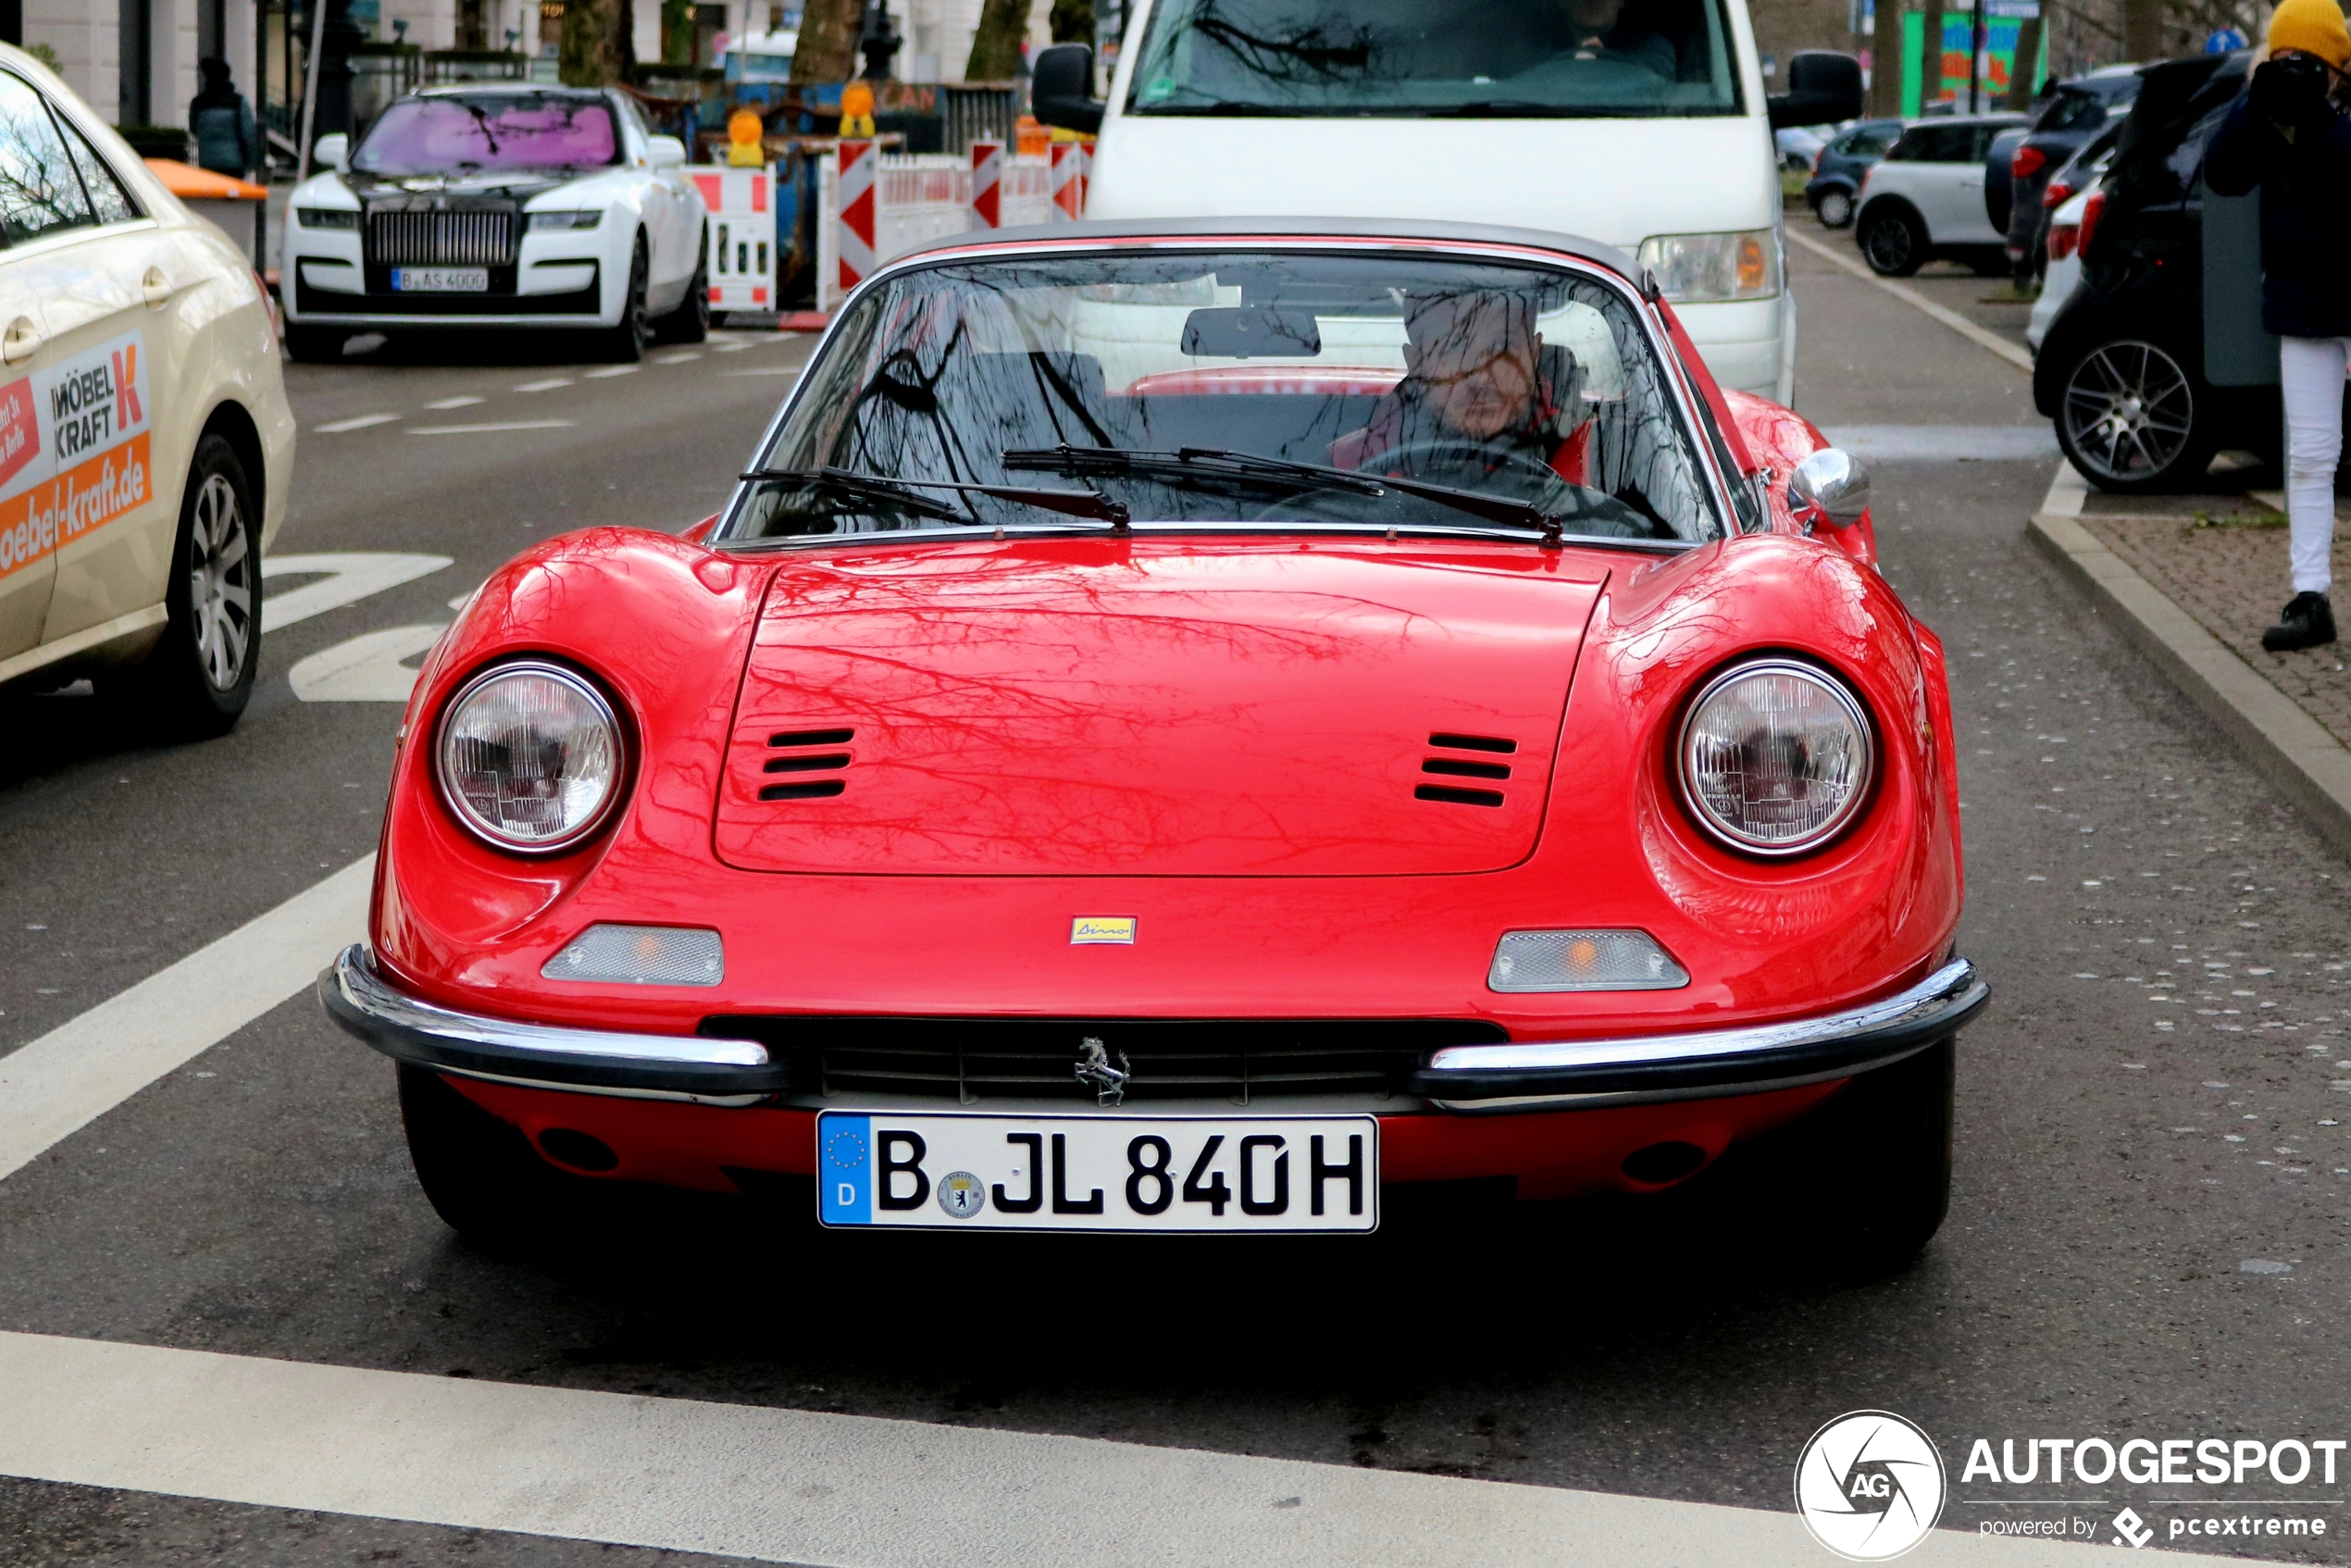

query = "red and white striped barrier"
[969,139,1002,230]
[1050,141,1086,221]
[819,147,1055,309]
[690,167,776,313]
[836,138,877,298]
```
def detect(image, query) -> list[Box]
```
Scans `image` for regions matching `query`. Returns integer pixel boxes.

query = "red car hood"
[715,541,1608,877]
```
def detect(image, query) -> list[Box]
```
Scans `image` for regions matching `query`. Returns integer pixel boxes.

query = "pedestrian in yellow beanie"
[2205,0,2351,650]
[2268,0,2351,70]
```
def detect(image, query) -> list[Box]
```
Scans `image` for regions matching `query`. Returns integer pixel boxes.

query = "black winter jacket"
[2207,91,2351,338]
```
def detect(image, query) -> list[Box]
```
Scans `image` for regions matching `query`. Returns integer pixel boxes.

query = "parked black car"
[1807,117,1906,229]
[1986,125,2029,235]
[2003,66,2144,280]
[2033,50,2291,491]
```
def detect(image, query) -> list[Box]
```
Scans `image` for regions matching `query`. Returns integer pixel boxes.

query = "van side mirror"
[1033,43,1104,135]
[1768,51,1863,130]
[314,131,349,172]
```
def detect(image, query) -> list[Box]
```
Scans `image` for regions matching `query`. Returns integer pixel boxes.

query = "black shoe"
[2262,591,2338,652]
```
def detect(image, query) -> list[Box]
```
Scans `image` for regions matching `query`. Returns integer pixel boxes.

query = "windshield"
[726,249,1724,546]
[1123,0,1742,118]
[353,93,620,176]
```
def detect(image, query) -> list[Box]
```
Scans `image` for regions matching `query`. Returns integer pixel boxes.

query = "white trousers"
[2280,334,2348,595]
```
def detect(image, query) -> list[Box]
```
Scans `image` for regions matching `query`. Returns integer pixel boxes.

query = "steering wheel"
[1353,439,1568,497]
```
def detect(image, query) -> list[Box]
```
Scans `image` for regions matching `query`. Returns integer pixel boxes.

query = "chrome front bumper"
[320,944,1984,1113]
[319,945,784,1104]
[1410,957,1986,1113]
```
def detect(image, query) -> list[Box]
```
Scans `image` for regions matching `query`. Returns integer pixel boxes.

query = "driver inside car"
[1330,289,1591,491]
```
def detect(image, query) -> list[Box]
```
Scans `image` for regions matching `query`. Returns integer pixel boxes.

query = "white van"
[1031,0,1860,403]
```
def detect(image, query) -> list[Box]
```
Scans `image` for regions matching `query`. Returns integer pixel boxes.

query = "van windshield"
[1125,0,1743,118]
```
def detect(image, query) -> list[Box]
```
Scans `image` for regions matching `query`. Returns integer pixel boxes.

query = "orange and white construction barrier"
[1050,141,1086,221]
[969,139,1002,230]
[836,138,877,297]
[819,145,1053,309]
[691,167,776,312]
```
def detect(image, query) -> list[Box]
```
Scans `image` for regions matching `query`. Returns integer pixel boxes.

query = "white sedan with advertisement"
[0,43,294,736]
[281,86,709,363]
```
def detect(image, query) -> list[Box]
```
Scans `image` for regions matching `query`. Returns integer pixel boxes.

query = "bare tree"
[1872,0,1907,115]
[2007,12,2042,104]
[561,0,632,84]
[1921,0,1945,104]
[1051,0,1096,47]
[966,0,1032,80]
[792,0,865,81]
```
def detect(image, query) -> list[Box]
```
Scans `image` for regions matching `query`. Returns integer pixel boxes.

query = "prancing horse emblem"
[1075,1037,1131,1106]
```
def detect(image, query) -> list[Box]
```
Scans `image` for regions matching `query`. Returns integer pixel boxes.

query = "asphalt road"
[3,242,2349,1565]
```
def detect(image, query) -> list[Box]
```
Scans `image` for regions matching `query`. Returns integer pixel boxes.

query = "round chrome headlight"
[436,661,624,852]
[1677,659,1873,855]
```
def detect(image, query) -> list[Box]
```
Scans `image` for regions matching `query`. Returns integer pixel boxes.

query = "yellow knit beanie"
[2269,0,2351,70]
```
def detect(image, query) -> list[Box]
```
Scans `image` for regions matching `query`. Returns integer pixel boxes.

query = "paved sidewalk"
[2030,464,2351,860]
[2074,487,2351,751]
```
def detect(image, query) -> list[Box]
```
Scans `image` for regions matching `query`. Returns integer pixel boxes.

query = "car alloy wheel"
[1816,188,1853,229]
[2059,340,2202,488]
[596,236,650,363]
[1860,211,1922,277]
[188,472,254,691]
[100,431,262,737]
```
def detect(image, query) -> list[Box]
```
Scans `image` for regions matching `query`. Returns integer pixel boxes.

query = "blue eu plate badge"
[820,1115,871,1225]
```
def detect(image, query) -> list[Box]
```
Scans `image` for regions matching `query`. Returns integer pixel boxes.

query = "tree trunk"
[2123,0,2163,63]
[1049,0,1094,47]
[791,0,863,82]
[1920,0,1945,109]
[1872,0,1908,116]
[2005,14,2040,108]
[560,0,628,84]
[965,0,1030,81]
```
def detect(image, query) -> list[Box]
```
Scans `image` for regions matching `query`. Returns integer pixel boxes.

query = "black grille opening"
[758,779,846,802]
[1415,783,1505,808]
[1428,732,1516,753]
[1422,758,1510,780]
[763,753,852,774]
[770,728,854,747]
[699,1015,1509,1102]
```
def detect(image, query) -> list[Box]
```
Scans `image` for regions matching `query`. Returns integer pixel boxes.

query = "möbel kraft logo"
[1795,1411,1948,1561]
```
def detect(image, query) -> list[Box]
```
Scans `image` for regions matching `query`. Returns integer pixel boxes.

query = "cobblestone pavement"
[2076,488,2351,752]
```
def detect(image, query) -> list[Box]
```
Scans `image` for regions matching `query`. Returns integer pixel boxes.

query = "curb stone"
[2026,460,2351,862]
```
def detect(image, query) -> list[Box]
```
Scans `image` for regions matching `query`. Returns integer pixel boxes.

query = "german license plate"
[816,1111,1379,1233]
[390,268,489,292]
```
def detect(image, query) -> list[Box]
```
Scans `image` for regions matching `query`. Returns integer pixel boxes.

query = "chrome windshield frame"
[715,235,1740,552]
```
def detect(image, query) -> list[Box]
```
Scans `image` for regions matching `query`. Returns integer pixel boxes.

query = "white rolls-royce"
[281,85,709,363]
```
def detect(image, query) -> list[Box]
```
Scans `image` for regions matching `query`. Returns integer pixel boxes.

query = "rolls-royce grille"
[367,209,516,267]
[698,1016,1509,1103]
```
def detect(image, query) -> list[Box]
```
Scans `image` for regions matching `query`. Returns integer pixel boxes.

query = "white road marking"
[0,1330,2207,1568]
[263,553,453,630]
[652,351,701,365]
[0,860,373,1182]
[424,395,485,410]
[583,366,639,379]
[710,340,752,352]
[514,377,575,392]
[1785,229,2034,374]
[408,420,577,436]
[313,413,399,433]
[289,625,446,702]
[1823,426,2059,462]
[722,366,799,377]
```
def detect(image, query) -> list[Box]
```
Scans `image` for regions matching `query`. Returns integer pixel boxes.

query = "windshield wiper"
[1439,101,1614,118]
[1002,444,1577,545]
[740,466,1130,532]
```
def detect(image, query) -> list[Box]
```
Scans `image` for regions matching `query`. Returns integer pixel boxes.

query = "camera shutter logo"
[1794,1410,1947,1561]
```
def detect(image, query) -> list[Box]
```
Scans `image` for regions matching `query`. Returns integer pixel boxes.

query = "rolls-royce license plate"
[390,268,489,292]
[816,1111,1379,1233]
